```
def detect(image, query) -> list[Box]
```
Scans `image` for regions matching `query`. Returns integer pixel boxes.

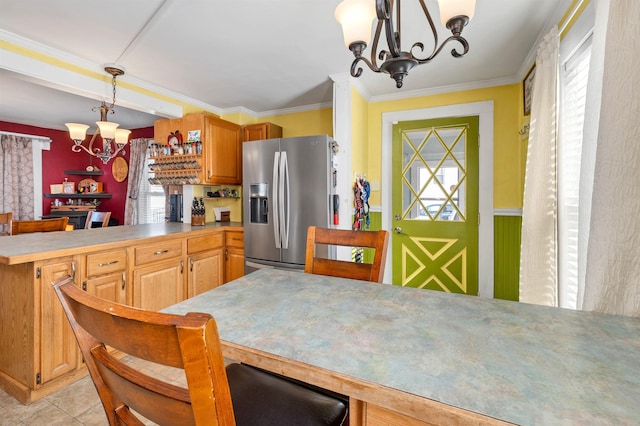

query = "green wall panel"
[494,215,522,301]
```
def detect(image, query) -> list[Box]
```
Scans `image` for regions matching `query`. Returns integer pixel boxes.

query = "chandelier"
[335,0,475,88]
[65,65,131,164]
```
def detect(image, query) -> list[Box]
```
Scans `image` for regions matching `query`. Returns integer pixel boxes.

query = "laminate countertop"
[0,222,243,265]
[165,268,640,425]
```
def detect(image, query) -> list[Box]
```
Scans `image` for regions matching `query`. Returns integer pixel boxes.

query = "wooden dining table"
[163,268,640,425]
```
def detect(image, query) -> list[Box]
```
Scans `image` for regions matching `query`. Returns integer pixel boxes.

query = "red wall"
[0,121,153,225]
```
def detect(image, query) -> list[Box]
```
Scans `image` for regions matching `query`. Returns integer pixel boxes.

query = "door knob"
[395,226,403,234]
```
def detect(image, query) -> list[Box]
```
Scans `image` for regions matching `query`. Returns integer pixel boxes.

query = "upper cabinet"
[154,112,242,185]
[242,122,283,142]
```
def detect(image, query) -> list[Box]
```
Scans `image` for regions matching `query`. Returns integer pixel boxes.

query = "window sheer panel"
[558,37,592,310]
[137,155,166,224]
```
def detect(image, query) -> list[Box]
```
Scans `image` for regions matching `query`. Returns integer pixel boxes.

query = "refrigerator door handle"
[272,151,281,248]
[280,151,290,249]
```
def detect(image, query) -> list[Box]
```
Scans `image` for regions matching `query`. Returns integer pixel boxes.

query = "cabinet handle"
[190,258,194,272]
[154,249,169,255]
[225,249,228,260]
[180,260,184,274]
[122,272,126,291]
[98,260,119,267]
[71,261,76,281]
[82,281,87,291]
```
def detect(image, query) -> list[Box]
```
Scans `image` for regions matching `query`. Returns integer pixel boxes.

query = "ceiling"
[0,0,570,132]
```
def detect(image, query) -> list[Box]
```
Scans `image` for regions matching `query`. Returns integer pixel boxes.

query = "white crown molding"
[369,76,519,103]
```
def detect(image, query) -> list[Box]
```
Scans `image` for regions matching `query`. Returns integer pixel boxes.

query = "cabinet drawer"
[225,230,244,249]
[135,240,183,266]
[187,233,224,254]
[86,249,127,277]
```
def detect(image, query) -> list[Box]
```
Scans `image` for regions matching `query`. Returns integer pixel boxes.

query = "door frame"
[382,101,494,297]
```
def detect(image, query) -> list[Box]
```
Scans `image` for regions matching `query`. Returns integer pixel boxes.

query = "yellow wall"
[366,84,523,208]
[260,108,333,138]
[351,87,370,178]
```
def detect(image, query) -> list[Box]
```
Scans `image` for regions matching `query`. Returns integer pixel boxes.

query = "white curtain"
[519,28,560,306]
[580,0,640,316]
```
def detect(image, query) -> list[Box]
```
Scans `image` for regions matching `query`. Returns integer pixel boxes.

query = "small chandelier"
[65,65,131,164]
[335,0,475,88]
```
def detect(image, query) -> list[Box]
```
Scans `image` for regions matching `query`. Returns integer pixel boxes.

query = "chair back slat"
[0,212,11,236]
[11,217,69,235]
[305,226,389,283]
[52,276,236,426]
[85,211,111,228]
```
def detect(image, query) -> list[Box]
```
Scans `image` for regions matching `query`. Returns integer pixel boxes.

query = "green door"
[392,116,479,295]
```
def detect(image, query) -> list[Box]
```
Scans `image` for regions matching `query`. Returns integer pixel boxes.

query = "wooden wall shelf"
[44,193,112,199]
[64,169,104,176]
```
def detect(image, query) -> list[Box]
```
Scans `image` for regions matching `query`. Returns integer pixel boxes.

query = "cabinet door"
[189,249,224,297]
[85,272,126,305]
[225,248,245,283]
[133,259,185,311]
[204,116,242,184]
[39,258,78,385]
[225,230,245,283]
[243,122,282,142]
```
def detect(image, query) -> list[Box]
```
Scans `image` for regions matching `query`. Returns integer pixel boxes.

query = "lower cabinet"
[133,259,185,311]
[83,248,128,305]
[189,249,224,296]
[39,257,79,386]
[187,232,224,296]
[225,229,245,283]
[133,238,185,311]
[0,227,241,403]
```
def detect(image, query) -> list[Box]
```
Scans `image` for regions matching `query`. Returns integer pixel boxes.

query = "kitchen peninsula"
[0,223,243,403]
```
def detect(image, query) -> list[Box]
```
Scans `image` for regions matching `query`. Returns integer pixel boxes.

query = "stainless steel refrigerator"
[243,135,338,272]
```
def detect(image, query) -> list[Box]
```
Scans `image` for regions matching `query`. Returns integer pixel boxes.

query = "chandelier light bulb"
[436,0,475,27]
[96,121,119,140]
[335,0,376,48]
[115,128,131,146]
[65,123,90,141]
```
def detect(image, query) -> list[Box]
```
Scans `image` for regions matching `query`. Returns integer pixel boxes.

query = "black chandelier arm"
[369,15,385,70]
[376,0,402,58]
[350,55,381,78]
[412,35,469,64]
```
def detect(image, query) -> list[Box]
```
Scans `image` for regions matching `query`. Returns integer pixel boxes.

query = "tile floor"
[0,357,188,425]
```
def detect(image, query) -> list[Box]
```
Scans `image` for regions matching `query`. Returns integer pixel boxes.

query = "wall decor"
[523,64,536,116]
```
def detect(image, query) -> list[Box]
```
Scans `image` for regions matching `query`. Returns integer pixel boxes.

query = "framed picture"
[523,64,536,116]
[63,182,75,194]
[187,130,201,142]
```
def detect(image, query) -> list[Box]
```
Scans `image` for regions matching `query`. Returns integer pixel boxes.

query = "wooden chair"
[84,211,111,229]
[0,212,11,236]
[305,226,389,283]
[11,217,69,235]
[52,276,347,426]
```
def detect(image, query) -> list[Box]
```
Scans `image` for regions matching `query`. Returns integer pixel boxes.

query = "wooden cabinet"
[225,229,245,283]
[243,122,283,142]
[154,117,184,143]
[133,239,185,311]
[187,233,224,297]
[203,115,242,184]
[0,226,241,403]
[155,112,242,184]
[84,249,127,305]
[38,257,79,386]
